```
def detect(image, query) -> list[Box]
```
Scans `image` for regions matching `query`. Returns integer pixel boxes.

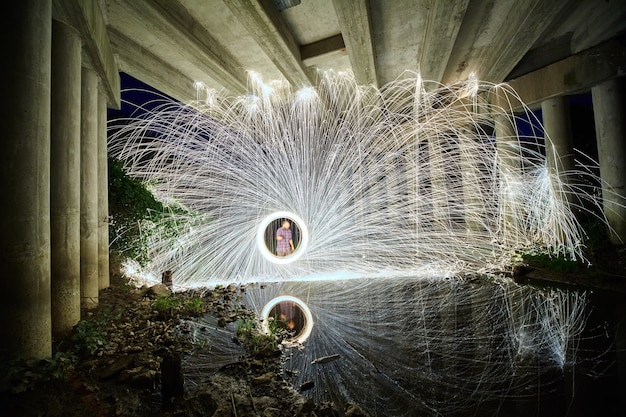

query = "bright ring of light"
[261,295,314,343]
[256,211,309,264]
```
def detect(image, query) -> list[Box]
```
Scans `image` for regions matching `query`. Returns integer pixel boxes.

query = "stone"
[345,403,370,417]
[100,355,134,379]
[299,380,314,392]
[299,398,316,413]
[146,283,171,298]
[161,351,184,405]
[252,371,275,385]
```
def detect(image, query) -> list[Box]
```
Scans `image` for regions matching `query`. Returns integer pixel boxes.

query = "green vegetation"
[0,351,77,394]
[512,220,616,274]
[108,157,164,265]
[518,251,580,273]
[152,295,205,319]
[71,319,107,356]
[108,157,200,267]
[0,318,107,393]
[235,317,290,357]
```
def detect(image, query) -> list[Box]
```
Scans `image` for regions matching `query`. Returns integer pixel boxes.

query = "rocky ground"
[1,237,624,417]
[1,280,368,417]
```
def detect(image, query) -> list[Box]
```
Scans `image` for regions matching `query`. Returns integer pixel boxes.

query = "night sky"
[109,71,598,160]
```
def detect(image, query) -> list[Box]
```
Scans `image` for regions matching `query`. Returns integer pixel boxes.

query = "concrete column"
[495,112,519,174]
[460,135,486,234]
[542,96,576,241]
[81,67,100,308]
[427,134,450,230]
[495,110,522,243]
[97,92,110,290]
[592,78,626,244]
[457,97,488,235]
[51,21,82,336]
[541,96,574,176]
[0,0,52,359]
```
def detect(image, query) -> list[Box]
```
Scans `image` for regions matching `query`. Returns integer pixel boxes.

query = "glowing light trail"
[109,70,614,286]
[108,71,622,416]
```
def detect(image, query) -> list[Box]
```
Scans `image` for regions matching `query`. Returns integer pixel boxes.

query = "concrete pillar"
[81,67,100,309]
[495,110,522,244]
[97,92,110,290]
[592,78,626,244]
[0,0,52,359]
[50,21,82,336]
[427,134,450,230]
[460,135,486,234]
[542,96,576,241]
[495,112,519,174]
[457,97,488,235]
[542,96,575,176]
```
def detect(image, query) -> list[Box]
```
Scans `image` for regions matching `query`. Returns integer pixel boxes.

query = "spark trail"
[184,277,609,417]
[109,71,622,416]
[109,70,608,286]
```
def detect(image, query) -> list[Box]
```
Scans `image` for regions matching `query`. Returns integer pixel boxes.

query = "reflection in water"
[109,71,624,415]
[231,277,619,417]
[269,301,306,335]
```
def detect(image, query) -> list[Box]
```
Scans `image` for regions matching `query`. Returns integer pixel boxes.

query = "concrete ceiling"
[103,0,626,103]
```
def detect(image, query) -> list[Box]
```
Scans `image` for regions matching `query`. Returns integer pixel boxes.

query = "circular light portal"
[261,295,314,344]
[256,211,309,264]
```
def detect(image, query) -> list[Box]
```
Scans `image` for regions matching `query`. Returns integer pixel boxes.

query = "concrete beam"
[418,0,469,84]
[53,0,121,109]
[107,0,246,96]
[301,34,345,67]
[506,40,626,110]
[109,27,197,104]
[97,91,110,290]
[149,0,247,94]
[443,0,570,84]
[224,0,314,89]
[332,0,377,87]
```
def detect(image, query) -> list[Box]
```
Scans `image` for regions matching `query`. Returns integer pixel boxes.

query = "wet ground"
[1,242,624,417]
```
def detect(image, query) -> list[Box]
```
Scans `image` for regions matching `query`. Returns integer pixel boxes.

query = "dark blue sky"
[109,71,596,157]
[107,72,177,120]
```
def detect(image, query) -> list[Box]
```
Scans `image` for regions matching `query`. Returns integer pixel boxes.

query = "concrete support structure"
[98,92,110,290]
[223,0,314,89]
[494,105,521,243]
[0,0,52,359]
[427,135,450,230]
[592,78,626,244]
[80,67,100,309]
[332,0,377,86]
[51,20,82,337]
[542,96,574,177]
[541,96,576,229]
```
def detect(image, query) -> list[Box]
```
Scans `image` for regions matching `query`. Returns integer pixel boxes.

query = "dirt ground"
[0,280,368,417]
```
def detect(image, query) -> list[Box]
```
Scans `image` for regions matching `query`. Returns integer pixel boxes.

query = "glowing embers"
[261,295,313,343]
[256,211,309,264]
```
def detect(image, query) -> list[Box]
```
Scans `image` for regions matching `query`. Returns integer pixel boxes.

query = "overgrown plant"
[152,295,205,319]
[236,317,282,357]
[108,157,164,265]
[108,157,200,267]
[71,319,107,356]
[0,351,78,394]
[236,316,293,357]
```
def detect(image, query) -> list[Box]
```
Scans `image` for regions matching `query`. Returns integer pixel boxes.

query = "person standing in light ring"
[276,219,295,257]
